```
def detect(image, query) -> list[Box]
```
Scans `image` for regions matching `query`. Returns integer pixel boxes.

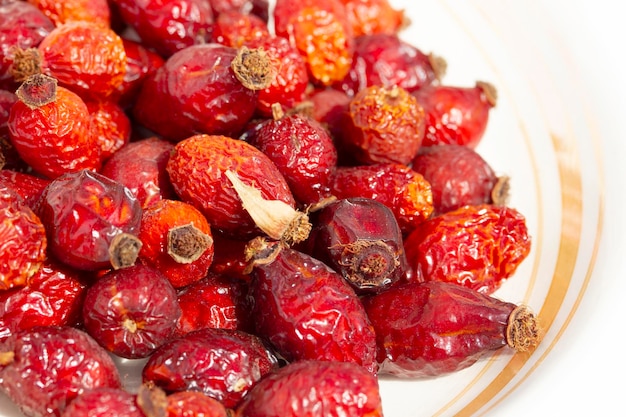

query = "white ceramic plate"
[2,1,626,416]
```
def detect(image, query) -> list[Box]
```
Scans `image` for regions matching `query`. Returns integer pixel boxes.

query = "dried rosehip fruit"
[214,10,269,48]
[308,197,410,293]
[143,328,279,408]
[412,81,497,148]
[86,99,131,161]
[0,258,87,342]
[112,0,214,57]
[134,44,273,142]
[330,163,434,234]
[307,86,351,132]
[412,144,509,214]
[100,136,176,209]
[138,199,214,288]
[12,21,127,100]
[165,391,230,417]
[234,359,384,417]
[403,204,531,293]
[246,36,310,117]
[336,84,425,165]
[362,281,541,377]
[8,74,102,179]
[35,169,143,271]
[175,273,251,336]
[166,134,296,238]
[208,232,254,281]
[28,0,111,27]
[247,240,377,373]
[0,326,121,417]
[339,0,405,36]
[82,263,181,359]
[61,387,144,417]
[244,106,338,205]
[274,0,354,85]
[0,1,54,91]
[334,33,445,96]
[0,169,50,209]
[0,89,17,138]
[0,184,47,291]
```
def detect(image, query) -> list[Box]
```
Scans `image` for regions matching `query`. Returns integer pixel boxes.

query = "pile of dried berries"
[0,0,541,416]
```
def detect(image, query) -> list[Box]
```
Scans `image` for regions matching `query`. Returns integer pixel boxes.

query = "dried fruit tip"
[491,175,511,206]
[335,240,401,289]
[167,223,213,264]
[0,351,15,366]
[428,53,447,82]
[9,47,42,83]
[231,46,275,91]
[476,80,498,107]
[506,305,542,351]
[225,170,312,246]
[244,236,284,273]
[108,233,143,270]
[136,382,168,417]
[15,73,57,110]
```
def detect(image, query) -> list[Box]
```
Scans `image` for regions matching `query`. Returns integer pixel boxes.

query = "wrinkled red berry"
[86,99,131,161]
[0,326,121,417]
[0,169,50,209]
[82,263,181,359]
[214,10,269,48]
[61,387,144,417]
[234,359,384,417]
[166,391,230,417]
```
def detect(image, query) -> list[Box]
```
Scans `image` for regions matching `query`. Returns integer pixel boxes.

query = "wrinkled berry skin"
[166,134,295,238]
[403,204,531,293]
[362,281,526,377]
[248,245,377,374]
[412,144,503,215]
[166,391,229,417]
[0,259,87,342]
[234,360,384,417]
[143,328,279,409]
[0,169,51,209]
[82,263,182,359]
[0,326,121,417]
[60,387,144,417]
[35,169,143,271]
[133,44,260,142]
[308,197,410,293]
[334,33,443,97]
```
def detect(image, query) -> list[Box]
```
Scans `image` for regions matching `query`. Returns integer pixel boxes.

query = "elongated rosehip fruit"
[362,281,541,377]
[0,326,122,417]
[35,169,143,271]
[308,197,411,293]
[247,240,377,373]
[412,81,497,148]
[404,204,531,294]
[82,263,182,359]
[142,328,279,408]
[234,360,384,417]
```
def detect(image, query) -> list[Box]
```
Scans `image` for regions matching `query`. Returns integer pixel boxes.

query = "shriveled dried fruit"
[0,170,50,209]
[0,326,121,417]
[138,199,214,288]
[27,0,111,27]
[35,169,143,271]
[8,74,102,179]
[82,263,181,359]
[60,387,144,417]
[143,328,279,408]
[403,204,531,293]
[0,184,47,291]
[339,0,405,36]
[86,99,131,161]
[166,391,230,417]
[363,281,541,377]
[234,359,384,417]
[214,10,269,48]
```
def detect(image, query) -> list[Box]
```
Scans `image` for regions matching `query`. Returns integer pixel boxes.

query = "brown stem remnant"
[167,223,213,264]
[476,80,498,107]
[10,47,43,83]
[491,175,511,206]
[506,305,542,352]
[231,46,275,91]
[15,73,57,110]
[334,240,400,290]
[109,233,143,270]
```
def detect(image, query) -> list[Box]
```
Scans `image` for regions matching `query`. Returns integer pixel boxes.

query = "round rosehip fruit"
[82,263,181,359]
[213,10,269,48]
[8,74,102,179]
[0,326,121,417]
[86,100,131,161]
[60,387,144,417]
[28,0,111,27]
[35,169,143,271]
[0,183,47,291]
[100,136,176,209]
[143,328,279,408]
[234,360,384,417]
[138,199,214,288]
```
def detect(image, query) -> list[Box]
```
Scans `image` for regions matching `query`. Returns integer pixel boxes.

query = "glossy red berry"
[86,99,131,161]
[165,391,229,417]
[0,183,47,291]
[0,169,50,209]
[100,136,176,209]
[0,326,122,417]
[8,74,102,179]
[82,263,181,359]
[412,81,497,148]
[27,0,111,27]
[412,144,509,215]
[234,360,384,417]
[61,387,144,417]
[35,169,143,271]
[143,328,279,408]
[214,10,269,48]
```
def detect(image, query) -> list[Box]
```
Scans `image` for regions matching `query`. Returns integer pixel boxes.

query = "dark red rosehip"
[61,387,144,417]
